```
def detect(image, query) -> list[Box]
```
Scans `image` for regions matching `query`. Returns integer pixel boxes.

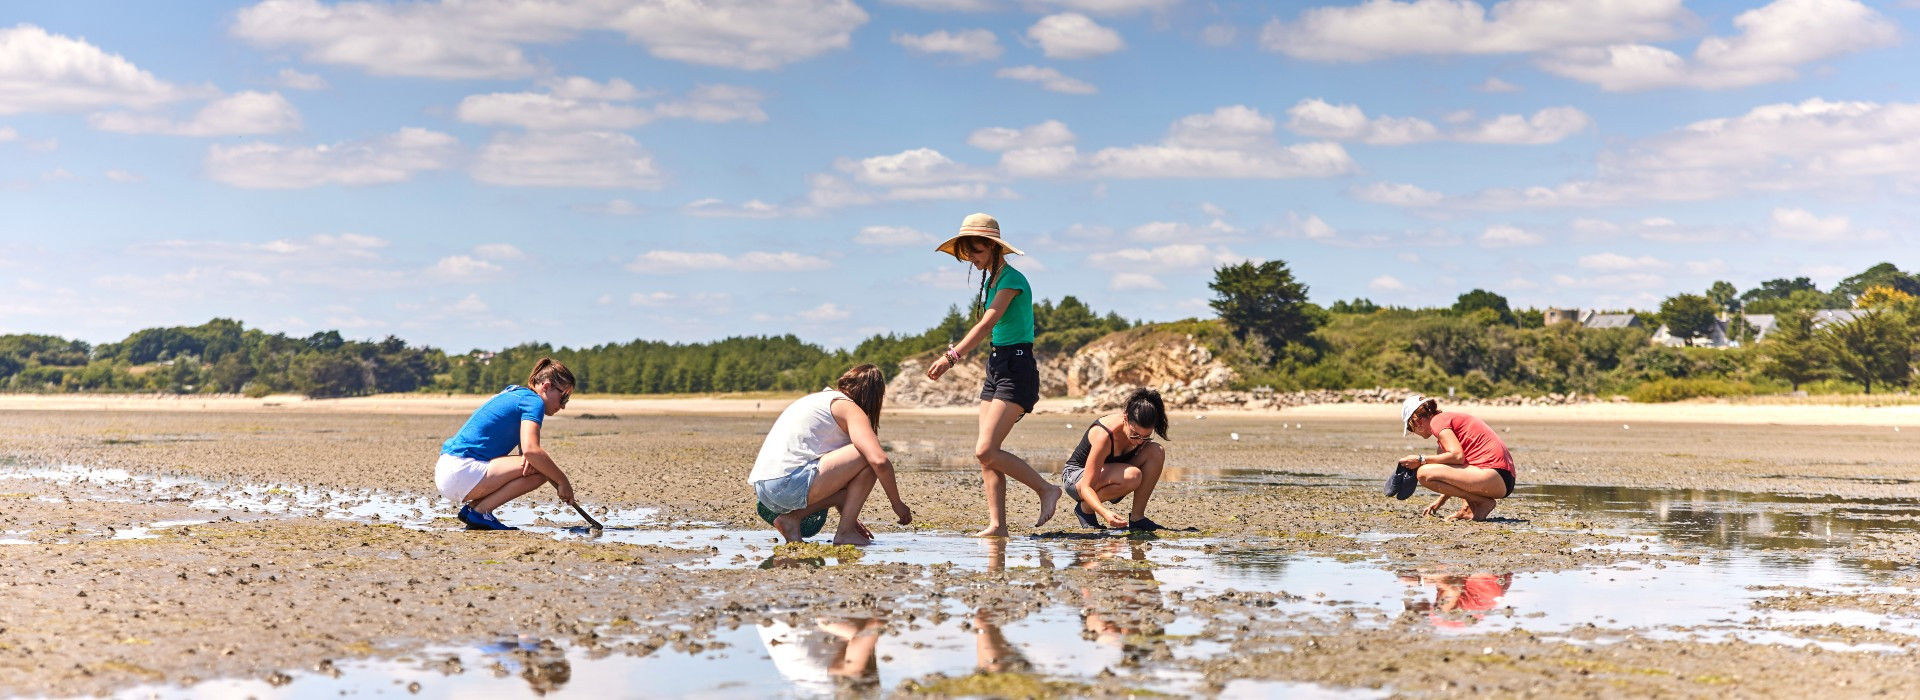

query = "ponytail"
[836,364,886,432]
[526,357,575,391]
[1124,388,1169,440]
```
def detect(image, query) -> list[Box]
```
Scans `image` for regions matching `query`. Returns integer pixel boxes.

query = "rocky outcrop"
[1071,328,1236,410]
[887,349,1069,409]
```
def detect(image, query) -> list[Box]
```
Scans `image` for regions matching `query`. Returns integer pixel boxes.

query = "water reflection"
[1067,539,1171,667]
[756,617,884,697]
[478,636,572,696]
[1396,571,1513,628]
[1521,484,1920,551]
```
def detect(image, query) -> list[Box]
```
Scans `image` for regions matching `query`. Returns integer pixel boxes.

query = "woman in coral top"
[1397,395,1516,521]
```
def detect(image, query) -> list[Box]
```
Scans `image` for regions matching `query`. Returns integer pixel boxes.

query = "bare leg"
[1415,465,1505,522]
[1125,445,1165,522]
[771,444,879,544]
[973,399,1062,534]
[466,455,550,514]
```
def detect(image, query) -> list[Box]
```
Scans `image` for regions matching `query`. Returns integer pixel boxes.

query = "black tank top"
[1064,418,1144,469]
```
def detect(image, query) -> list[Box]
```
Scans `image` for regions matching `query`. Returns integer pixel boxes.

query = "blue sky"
[2,0,1917,352]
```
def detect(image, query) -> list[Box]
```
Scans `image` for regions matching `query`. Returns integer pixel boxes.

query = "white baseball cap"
[1400,395,1427,436]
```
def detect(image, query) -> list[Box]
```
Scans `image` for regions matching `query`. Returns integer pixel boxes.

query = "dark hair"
[960,236,1007,317]
[527,357,575,391]
[1123,388,1169,440]
[1408,398,1440,432]
[836,364,886,432]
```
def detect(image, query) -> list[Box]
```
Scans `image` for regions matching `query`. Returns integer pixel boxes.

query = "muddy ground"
[2,408,1919,697]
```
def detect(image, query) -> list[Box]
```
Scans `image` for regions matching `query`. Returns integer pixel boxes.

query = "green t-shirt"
[988,265,1034,346]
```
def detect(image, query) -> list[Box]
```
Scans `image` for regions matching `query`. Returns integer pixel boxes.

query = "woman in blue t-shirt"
[435,357,578,530]
[926,213,1063,537]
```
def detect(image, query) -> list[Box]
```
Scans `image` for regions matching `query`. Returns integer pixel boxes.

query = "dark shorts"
[1498,467,1515,498]
[1061,464,1123,504]
[979,343,1039,413]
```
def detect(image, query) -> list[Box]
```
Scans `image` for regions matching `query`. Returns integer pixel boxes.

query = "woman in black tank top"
[1062,389,1172,530]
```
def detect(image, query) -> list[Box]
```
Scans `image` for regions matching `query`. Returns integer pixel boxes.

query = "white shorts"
[434,453,491,503]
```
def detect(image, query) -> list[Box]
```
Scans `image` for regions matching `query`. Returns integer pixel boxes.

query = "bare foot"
[1469,499,1497,521]
[832,530,873,546]
[1446,505,1475,521]
[1033,485,1062,528]
[972,525,1009,537]
[772,512,804,542]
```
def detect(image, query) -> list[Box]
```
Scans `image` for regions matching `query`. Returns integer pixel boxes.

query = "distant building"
[1543,308,1580,325]
[1578,311,1642,329]
[1652,310,1864,348]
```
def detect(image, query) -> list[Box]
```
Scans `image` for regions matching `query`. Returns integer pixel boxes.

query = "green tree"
[1208,260,1321,352]
[1452,289,1514,325]
[1706,280,1740,314]
[1328,298,1380,314]
[1760,309,1827,391]
[1658,294,1720,345]
[1835,262,1920,300]
[1821,310,1912,394]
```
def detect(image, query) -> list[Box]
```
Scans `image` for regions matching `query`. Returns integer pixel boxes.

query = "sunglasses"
[1125,427,1152,441]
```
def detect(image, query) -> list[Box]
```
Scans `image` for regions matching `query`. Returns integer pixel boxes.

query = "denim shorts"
[753,461,819,514]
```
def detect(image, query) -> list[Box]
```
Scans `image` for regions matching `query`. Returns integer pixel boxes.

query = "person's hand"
[519,457,535,477]
[556,482,575,505]
[1398,455,1422,469]
[892,500,913,525]
[1102,509,1128,528]
[855,518,874,539]
[1422,496,1446,517]
[926,356,950,380]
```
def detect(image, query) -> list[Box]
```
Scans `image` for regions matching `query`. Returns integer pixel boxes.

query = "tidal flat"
[2,407,1919,698]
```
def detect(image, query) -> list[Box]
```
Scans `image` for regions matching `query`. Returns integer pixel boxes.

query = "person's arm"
[833,400,912,525]
[927,287,1019,380]
[519,419,574,504]
[1399,427,1466,468]
[1077,426,1128,527]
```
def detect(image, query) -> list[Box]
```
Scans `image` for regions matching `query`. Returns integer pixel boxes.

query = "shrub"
[1628,377,1757,403]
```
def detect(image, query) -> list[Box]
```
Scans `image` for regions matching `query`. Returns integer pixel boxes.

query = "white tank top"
[748,390,851,484]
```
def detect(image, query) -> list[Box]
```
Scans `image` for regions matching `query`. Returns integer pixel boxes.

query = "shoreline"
[0,392,1916,427]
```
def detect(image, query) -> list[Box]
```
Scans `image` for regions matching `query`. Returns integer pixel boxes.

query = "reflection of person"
[478,635,572,695]
[757,617,883,695]
[1069,540,1168,666]
[1399,571,1513,628]
[1397,395,1516,521]
[435,357,577,531]
[749,365,913,545]
[924,213,1063,537]
[1063,388,1172,530]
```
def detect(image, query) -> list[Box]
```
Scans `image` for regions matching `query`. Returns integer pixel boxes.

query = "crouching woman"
[749,365,913,545]
[1398,396,1516,521]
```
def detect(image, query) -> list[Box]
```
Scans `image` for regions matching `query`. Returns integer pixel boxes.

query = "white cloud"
[1126,218,1244,243]
[683,198,788,218]
[1769,207,1860,241]
[1351,181,1444,206]
[1028,13,1125,59]
[1086,106,1355,179]
[1110,272,1166,290]
[796,302,852,321]
[998,145,1081,178]
[0,126,11,141]
[276,68,327,90]
[879,0,998,10]
[1034,0,1177,14]
[1284,98,1439,145]
[969,120,1076,151]
[1451,106,1589,144]
[1270,212,1337,240]
[232,0,868,77]
[836,148,989,187]
[89,91,302,136]
[429,255,503,280]
[1537,0,1898,91]
[542,76,647,101]
[205,127,459,189]
[1578,252,1669,271]
[458,82,764,131]
[1087,243,1249,270]
[472,243,524,260]
[853,225,937,246]
[630,291,678,307]
[0,24,204,114]
[1685,259,1727,275]
[471,131,664,189]
[1475,77,1521,92]
[1261,0,1689,62]
[1284,99,1587,145]
[893,29,1002,62]
[994,65,1097,94]
[135,233,389,265]
[1478,224,1543,247]
[574,199,646,216]
[626,250,832,273]
[651,84,768,124]
[450,293,489,314]
[1369,275,1409,292]
[1551,272,1667,290]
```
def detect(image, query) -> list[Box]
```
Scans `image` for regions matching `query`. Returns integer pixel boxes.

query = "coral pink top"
[1431,412,1513,473]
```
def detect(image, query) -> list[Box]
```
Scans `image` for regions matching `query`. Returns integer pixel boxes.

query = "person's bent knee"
[1414,464,1448,485]
[1140,443,1166,466]
[1119,466,1143,490]
[974,445,998,464]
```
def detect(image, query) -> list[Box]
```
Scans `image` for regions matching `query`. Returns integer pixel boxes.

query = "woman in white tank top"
[748,365,914,545]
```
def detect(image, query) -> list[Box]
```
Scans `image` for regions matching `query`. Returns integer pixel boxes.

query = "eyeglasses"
[1125,428,1152,441]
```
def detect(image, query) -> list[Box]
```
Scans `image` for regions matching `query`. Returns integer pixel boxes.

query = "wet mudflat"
[2,409,1919,697]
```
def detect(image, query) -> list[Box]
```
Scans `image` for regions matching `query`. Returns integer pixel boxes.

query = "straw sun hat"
[935,213,1026,261]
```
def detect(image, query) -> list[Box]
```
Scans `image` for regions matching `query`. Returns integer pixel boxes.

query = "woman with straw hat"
[926,213,1063,537]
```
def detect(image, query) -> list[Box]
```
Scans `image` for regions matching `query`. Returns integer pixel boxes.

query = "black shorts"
[979,343,1039,413]
[1498,468,1515,498]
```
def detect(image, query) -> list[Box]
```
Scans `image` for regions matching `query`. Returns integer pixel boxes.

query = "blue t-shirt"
[441,386,545,461]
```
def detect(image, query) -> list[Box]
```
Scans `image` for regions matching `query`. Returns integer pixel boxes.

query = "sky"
[1,0,1918,353]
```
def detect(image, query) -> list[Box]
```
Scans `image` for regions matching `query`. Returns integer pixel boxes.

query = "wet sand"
[3,405,1919,697]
